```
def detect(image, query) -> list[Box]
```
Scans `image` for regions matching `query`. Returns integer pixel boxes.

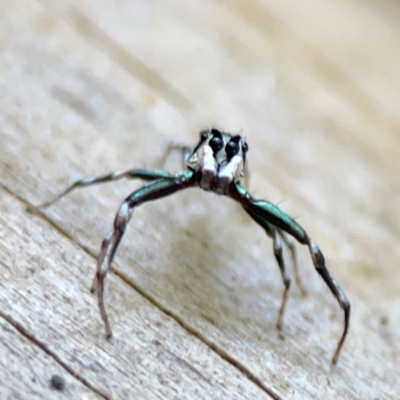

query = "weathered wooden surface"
[0,0,399,399]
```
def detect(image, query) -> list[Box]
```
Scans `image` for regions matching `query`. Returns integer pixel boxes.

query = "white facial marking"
[216,155,243,194]
[187,131,247,194]
[198,144,217,190]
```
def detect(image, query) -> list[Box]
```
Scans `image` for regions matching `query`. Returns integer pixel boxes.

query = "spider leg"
[243,207,291,331]
[158,141,192,169]
[272,231,290,331]
[277,230,307,296]
[31,169,175,210]
[242,163,250,189]
[229,183,350,364]
[91,171,196,339]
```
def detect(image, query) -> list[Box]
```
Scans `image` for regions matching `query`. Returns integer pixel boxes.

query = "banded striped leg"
[158,141,192,169]
[242,163,250,189]
[230,183,350,364]
[30,169,175,210]
[272,231,290,330]
[278,230,307,296]
[91,171,196,339]
[243,207,291,331]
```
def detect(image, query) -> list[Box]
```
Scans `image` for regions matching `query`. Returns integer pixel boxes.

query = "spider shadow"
[152,192,286,342]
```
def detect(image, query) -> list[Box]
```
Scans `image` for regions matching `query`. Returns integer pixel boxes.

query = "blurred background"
[0,0,399,399]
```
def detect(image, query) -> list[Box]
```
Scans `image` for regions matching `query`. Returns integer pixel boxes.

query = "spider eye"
[225,140,239,158]
[209,131,223,154]
[242,142,248,153]
[199,130,209,141]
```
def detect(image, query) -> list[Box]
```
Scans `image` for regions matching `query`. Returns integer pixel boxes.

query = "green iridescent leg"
[230,183,350,365]
[91,171,196,339]
[31,169,175,210]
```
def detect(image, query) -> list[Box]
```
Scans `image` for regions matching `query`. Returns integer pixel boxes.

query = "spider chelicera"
[32,128,350,364]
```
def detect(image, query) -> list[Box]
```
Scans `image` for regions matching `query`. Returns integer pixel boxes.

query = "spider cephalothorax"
[187,128,248,194]
[31,129,350,365]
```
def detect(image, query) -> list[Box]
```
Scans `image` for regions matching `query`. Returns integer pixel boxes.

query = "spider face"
[187,128,249,194]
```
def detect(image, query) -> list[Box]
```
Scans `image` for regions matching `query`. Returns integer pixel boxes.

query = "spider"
[32,128,350,364]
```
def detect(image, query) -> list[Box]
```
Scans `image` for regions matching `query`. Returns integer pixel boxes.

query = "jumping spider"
[32,128,350,364]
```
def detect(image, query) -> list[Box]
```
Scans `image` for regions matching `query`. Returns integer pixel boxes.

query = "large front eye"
[225,140,239,158]
[209,132,223,153]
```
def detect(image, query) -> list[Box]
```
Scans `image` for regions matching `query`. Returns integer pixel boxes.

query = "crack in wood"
[0,310,113,400]
[1,183,282,400]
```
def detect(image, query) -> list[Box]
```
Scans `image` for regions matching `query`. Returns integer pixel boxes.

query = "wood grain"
[0,0,399,399]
